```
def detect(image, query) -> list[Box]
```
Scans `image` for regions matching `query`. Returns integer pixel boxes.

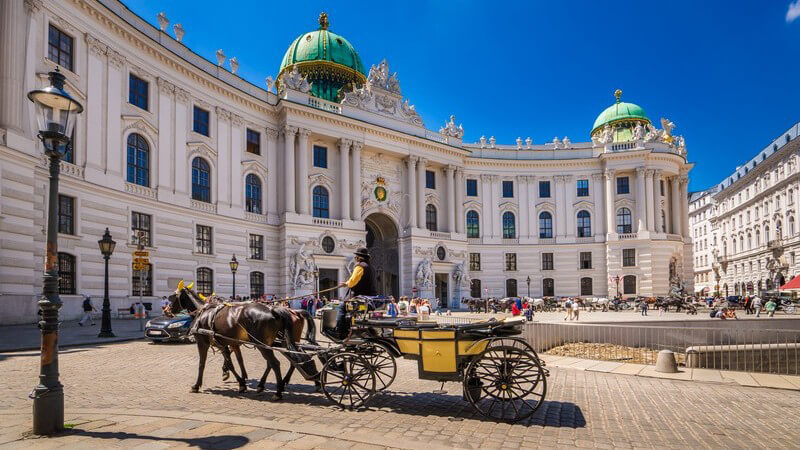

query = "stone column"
[635,167,647,233]
[455,168,465,234]
[266,127,279,217]
[491,175,501,237]
[339,138,351,221]
[174,88,190,196]
[296,128,310,215]
[527,176,537,238]
[446,165,456,233]
[405,156,417,229]
[592,173,605,236]
[480,174,492,236]
[653,170,663,233]
[283,125,297,214]
[604,169,616,235]
[564,175,575,237]
[680,175,690,237]
[351,141,362,220]
[671,176,680,234]
[645,169,655,231]
[417,158,427,228]
[0,0,26,133]
[85,36,107,176]
[105,49,125,177]
[215,107,231,206]
[555,176,566,237]
[156,79,174,194]
[519,175,530,237]
[230,115,244,210]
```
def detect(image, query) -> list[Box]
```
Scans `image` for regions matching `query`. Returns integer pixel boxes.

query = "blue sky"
[124,1,800,192]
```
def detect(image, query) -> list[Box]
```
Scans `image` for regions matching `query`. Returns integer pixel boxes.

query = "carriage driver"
[335,247,377,338]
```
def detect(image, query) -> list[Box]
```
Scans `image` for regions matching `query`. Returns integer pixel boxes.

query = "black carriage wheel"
[358,343,397,391]
[463,342,547,423]
[320,352,377,410]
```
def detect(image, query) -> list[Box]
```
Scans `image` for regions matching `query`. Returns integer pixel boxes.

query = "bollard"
[655,349,678,373]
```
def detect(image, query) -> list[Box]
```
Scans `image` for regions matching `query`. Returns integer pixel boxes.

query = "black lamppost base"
[97,331,116,338]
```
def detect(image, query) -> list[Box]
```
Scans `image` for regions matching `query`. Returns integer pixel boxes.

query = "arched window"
[505,278,518,297]
[466,210,480,238]
[776,220,783,238]
[312,186,329,218]
[739,236,744,252]
[57,252,76,295]
[577,210,591,237]
[191,157,211,202]
[542,278,554,297]
[755,229,761,246]
[245,174,262,214]
[426,204,437,231]
[250,271,264,298]
[623,275,636,295]
[126,133,149,187]
[616,207,632,234]
[764,223,770,241]
[502,212,516,239]
[196,267,213,296]
[580,277,592,296]
[747,233,752,250]
[732,238,737,253]
[661,210,666,232]
[470,279,482,298]
[790,216,796,236]
[539,211,553,238]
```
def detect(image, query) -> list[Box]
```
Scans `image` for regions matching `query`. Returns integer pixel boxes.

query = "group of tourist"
[707,294,780,318]
[382,297,436,318]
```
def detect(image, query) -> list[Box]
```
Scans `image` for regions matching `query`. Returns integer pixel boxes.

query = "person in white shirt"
[571,299,580,321]
[752,296,762,317]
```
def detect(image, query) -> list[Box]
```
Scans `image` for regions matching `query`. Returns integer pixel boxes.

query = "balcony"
[245,211,267,223]
[307,97,341,114]
[190,199,217,214]
[619,233,638,240]
[312,217,342,228]
[466,238,482,245]
[125,182,157,200]
[539,238,556,245]
[768,239,783,250]
[430,231,451,240]
[502,238,519,245]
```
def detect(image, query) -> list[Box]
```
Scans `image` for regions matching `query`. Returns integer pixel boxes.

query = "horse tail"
[298,310,318,345]
[272,307,299,353]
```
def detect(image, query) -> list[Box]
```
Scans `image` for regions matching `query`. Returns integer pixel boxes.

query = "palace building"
[0,0,693,324]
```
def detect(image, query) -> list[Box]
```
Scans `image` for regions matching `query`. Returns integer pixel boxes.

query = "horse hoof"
[191,386,199,393]
[222,372,230,382]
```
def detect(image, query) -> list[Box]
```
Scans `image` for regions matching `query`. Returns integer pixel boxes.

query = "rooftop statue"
[439,115,464,139]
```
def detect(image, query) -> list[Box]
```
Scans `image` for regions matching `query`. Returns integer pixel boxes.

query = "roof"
[591,90,649,134]
[278,13,365,78]
[780,274,800,291]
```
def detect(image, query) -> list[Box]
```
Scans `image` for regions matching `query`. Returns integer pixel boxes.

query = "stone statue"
[644,123,660,142]
[601,124,614,144]
[632,122,644,141]
[516,137,523,149]
[290,244,316,289]
[157,12,169,31]
[415,258,434,288]
[562,136,571,148]
[552,136,560,148]
[215,49,226,67]
[280,66,311,94]
[452,262,470,286]
[660,118,676,144]
[525,137,533,148]
[489,136,496,148]
[479,136,487,148]
[439,115,464,139]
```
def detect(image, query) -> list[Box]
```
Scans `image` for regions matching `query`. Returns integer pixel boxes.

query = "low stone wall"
[685,343,800,375]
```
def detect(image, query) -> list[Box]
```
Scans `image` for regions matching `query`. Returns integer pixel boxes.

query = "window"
[249,234,264,260]
[246,129,260,155]
[579,252,592,269]
[502,212,516,239]
[469,253,481,271]
[466,210,480,238]
[616,207,632,233]
[128,74,149,110]
[616,176,630,194]
[577,210,591,237]
[126,133,150,187]
[436,246,446,261]
[191,157,211,202]
[195,225,212,254]
[470,279,482,298]
[196,267,213,296]
[542,278,554,297]
[131,212,151,247]
[542,253,554,270]
[576,179,589,197]
[580,277,593,296]
[426,204,437,231]
[58,195,74,235]
[132,264,153,296]
[313,145,328,168]
[622,249,636,267]
[539,180,551,198]
[193,106,210,136]
[505,279,518,297]
[250,272,265,298]
[322,236,335,254]
[505,253,517,271]
[466,179,478,197]
[502,180,514,198]
[623,275,636,295]
[312,186,329,218]
[425,170,435,189]
[57,253,76,295]
[48,24,73,71]
[539,211,553,238]
[245,174,262,214]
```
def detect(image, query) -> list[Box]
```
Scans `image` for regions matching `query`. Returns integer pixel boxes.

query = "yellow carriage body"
[392,328,490,380]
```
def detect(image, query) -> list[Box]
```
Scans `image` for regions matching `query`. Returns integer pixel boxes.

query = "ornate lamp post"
[229,255,239,299]
[27,68,84,435]
[526,275,531,298]
[97,228,116,338]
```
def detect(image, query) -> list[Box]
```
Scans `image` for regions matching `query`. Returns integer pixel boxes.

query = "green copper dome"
[591,89,650,135]
[278,13,366,102]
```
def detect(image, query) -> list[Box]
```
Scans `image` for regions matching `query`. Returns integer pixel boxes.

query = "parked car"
[144,313,194,343]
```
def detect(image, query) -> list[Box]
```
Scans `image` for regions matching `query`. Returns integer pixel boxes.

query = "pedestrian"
[160,295,169,311]
[79,295,96,326]
[753,295,762,317]
[511,302,521,316]
[386,297,399,317]
[640,300,648,316]
[564,298,573,321]
[743,296,751,315]
[659,303,667,317]
[572,299,580,321]
[398,296,408,316]
[524,302,534,321]
[765,298,777,317]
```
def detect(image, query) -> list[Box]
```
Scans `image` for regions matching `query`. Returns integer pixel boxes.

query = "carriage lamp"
[28,67,84,435]
[526,276,531,298]
[229,255,239,299]
[97,228,116,339]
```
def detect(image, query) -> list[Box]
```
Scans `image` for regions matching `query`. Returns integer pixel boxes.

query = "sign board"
[133,257,149,264]
[133,250,149,257]
[132,263,147,271]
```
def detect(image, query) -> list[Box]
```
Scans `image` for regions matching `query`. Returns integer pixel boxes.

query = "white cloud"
[787,1,800,22]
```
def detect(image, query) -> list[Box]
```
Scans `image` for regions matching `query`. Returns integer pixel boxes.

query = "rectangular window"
[539,180,551,198]
[313,145,328,168]
[425,170,435,189]
[502,180,514,198]
[249,234,264,260]
[128,74,149,110]
[469,253,481,271]
[132,264,153,296]
[48,24,73,71]
[579,252,592,269]
[466,179,478,197]
[622,248,636,267]
[246,129,261,154]
[195,225,213,254]
[131,212,152,247]
[617,176,630,194]
[576,179,589,197]
[58,195,74,235]
[193,106,210,136]
[505,253,517,271]
[542,253,554,270]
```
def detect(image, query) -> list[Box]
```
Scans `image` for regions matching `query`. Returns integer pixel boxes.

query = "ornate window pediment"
[463,200,482,211]
[122,115,158,144]
[614,198,635,209]
[187,141,217,162]
[309,172,336,191]
[535,200,556,211]
[242,160,268,179]
[499,200,518,213]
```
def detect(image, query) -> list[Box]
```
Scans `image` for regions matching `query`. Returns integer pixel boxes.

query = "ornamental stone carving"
[107,49,125,69]
[439,115,464,139]
[229,57,239,75]
[525,137,533,148]
[342,59,423,126]
[175,87,190,103]
[367,59,401,94]
[215,107,231,121]
[85,35,107,56]
[157,12,169,31]
[279,66,311,94]
[290,244,317,289]
[157,78,175,96]
[215,49,226,67]
[173,23,185,42]
[452,262,471,286]
[415,258,434,288]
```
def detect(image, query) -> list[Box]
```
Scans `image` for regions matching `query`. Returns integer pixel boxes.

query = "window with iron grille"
[470,279,481,298]
[58,253,76,295]
[542,278,554,297]
[622,248,636,267]
[128,74,149,110]
[616,176,630,194]
[196,267,213,296]
[131,212,151,247]
[195,225,212,254]
[539,180,550,198]
[579,252,592,269]
[505,253,517,271]
[58,195,74,235]
[322,236,335,254]
[580,277,593,296]
[466,179,478,197]
[505,279,517,297]
[542,253,554,270]
[249,234,264,260]
[576,179,589,197]
[425,170,435,189]
[193,106,209,136]
[313,145,327,168]
[246,129,260,154]
[623,275,636,294]
[132,264,153,296]
[250,272,265,298]
[48,24,73,71]
[469,253,481,271]
[502,180,514,198]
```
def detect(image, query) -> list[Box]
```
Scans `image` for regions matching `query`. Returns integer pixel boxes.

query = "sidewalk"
[0,318,146,352]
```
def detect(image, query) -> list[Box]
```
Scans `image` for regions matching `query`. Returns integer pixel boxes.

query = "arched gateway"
[364,213,399,298]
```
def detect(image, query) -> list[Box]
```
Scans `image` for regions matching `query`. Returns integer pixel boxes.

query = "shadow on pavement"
[56,429,249,449]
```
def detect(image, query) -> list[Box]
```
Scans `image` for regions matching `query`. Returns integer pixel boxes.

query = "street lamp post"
[27,68,84,435]
[97,228,116,338]
[526,275,531,298]
[229,255,239,299]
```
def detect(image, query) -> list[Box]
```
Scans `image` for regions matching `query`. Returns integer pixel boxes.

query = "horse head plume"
[187,281,194,290]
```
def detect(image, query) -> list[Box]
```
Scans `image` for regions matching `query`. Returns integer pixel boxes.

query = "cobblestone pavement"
[2,341,800,449]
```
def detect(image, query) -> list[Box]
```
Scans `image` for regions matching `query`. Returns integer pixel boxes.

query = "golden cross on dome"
[319,12,329,30]
[614,89,622,103]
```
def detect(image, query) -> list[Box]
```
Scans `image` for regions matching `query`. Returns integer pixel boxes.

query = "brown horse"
[164,286,301,399]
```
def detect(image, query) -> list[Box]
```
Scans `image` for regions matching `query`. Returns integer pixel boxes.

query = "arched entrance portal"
[364,213,399,298]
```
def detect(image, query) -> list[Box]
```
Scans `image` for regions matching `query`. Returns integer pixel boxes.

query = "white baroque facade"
[0,0,693,324]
